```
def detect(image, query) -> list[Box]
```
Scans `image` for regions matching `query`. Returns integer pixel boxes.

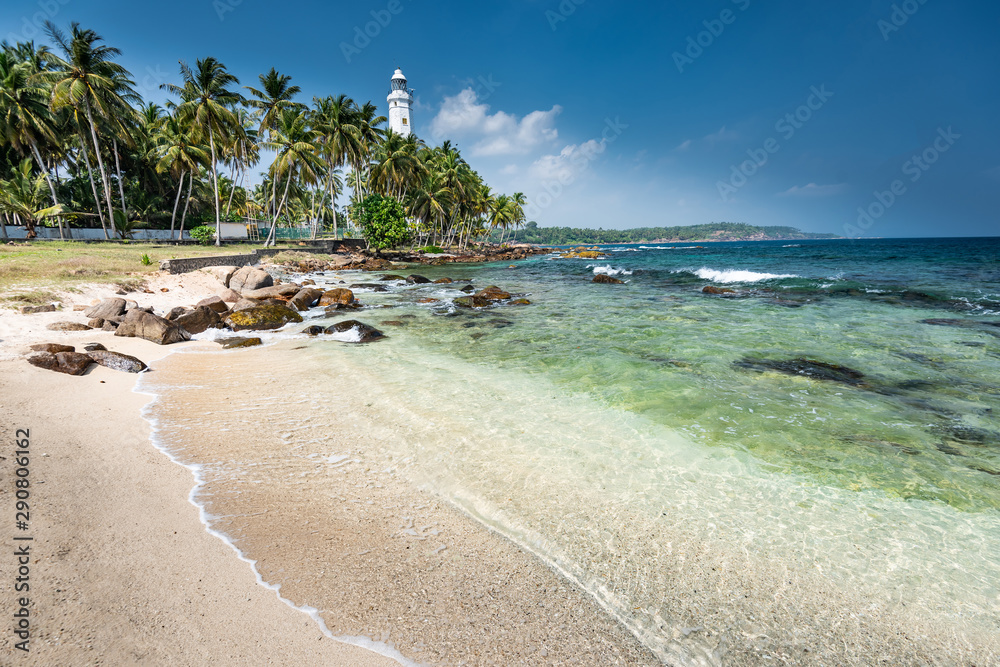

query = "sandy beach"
[0,268,654,665]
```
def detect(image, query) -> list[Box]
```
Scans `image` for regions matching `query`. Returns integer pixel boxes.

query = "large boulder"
[455,295,490,308]
[593,275,625,285]
[196,295,230,314]
[84,298,127,320]
[27,351,93,375]
[30,343,75,353]
[406,275,431,284]
[475,286,511,301]
[231,298,262,312]
[242,284,301,300]
[207,265,238,287]
[46,321,92,331]
[88,350,148,373]
[319,288,356,307]
[223,304,303,331]
[288,288,323,311]
[229,266,274,293]
[219,288,242,303]
[325,320,385,343]
[175,306,223,335]
[114,309,191,345]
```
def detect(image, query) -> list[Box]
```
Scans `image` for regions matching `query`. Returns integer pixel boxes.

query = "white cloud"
[704,126,738,145]
[529,139,607,184]
[676,139,692,151]
[777,182,848,197]
[429,88,561,156]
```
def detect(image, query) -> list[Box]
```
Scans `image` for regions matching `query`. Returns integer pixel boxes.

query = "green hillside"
[508,222,840,245]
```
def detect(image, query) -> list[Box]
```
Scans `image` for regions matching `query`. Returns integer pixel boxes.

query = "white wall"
[1,227,191,240]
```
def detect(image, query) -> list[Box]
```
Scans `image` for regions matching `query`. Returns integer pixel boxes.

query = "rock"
[124,300,139,311]
[325,320,385,343]
[224,304,304,331]
[460,285,475,293]
[301,325,326,335]
[84,298,128,320]
[218,337,263,349]
[433,277,454,284]
[27,351,93,376]
[88,350,148,373]
[47,321,92,332]
[288,288,323,311]
[455,296,490,308]
[73,305,87,311]
[417,298,440,304]
[381,321,407,326]
[229,266,274,293]
[702,285,735,294]
[165,306,188,321]
[242,284,301,300]
[734,357,867,387]
[475,286,511,301]
[510,299,532,306]
[319,288,356,307]
[219,288,242,303]
[207,265,238,287]
[20,304,57,314]
[593,275,625,285]
[196,295,230,314]
[380,274,405,281]
[301,279,316,286]
[231,298,262,312]
[102,321,118,331]
[88,318,106,328]
[349,283,388,293]
[406,275,431,284]
[115,310,192,345]
[30,343,75,353]
[920,318,972,328]
[175,306,223,335]
[82,343,107,352]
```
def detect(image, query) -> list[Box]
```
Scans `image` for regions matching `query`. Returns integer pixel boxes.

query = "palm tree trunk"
[224,169,241,219]
[28,141,64,240]
[83,97,117,235]
[53,161,71,239]
[266,168,293,247]
[78,135,109,239]
[1,214,7,240]
[169,170,185,236]
[113,138,128,224]
[179,174,194,240]
[209,131,221,246]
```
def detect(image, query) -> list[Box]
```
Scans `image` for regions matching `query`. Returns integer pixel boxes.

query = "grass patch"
[0,289,60,305]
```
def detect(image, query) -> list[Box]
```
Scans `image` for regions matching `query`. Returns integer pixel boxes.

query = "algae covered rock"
[702,285,735,294]
[475,286,511,301]
[593,274,625,285]
[218,337,263,349]
[223,304,303,331]
[325,320,385,343]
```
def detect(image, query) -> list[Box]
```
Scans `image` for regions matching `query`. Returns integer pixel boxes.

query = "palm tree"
[43,22,140,239]
[161,57,243,246]
[262,108,323,246]
[246,67,303,135]
[0,158,68,237]
[154,113,209,238]
[311,94,363,237]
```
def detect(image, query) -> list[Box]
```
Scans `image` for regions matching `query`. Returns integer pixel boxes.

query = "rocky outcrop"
[115,310,192,345]
[325,320,385,343]
[223,304,303,331]
[27,351,93,375]
[593,275,624,285]
[242,284,301,300]
[229,266,273,293]
[88,350,148,373]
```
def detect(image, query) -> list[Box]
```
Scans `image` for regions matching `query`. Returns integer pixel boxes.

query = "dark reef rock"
[325,320,385,343]
[734,357,867,387]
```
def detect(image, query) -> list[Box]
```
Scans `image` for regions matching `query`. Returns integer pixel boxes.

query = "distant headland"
[508,222,841,245]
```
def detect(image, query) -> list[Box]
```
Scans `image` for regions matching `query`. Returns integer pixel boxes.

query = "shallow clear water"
[164,237,1000,663]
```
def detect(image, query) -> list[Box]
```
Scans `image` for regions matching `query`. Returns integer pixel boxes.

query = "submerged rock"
[325,320,385,343]
[406,275,431,284]
[702,285,734,294]
[218,337,263,349]
[734,357,867,387]
[88,350,148,373]
[27,351,93,375]
[455,296,489,308]
[349,283,389,293]
[475,286,511,301]
[433,277,454,284]
[224,304,303,331]
[593,275,625,285]
[380,274,405,281]
[301,325,326,335]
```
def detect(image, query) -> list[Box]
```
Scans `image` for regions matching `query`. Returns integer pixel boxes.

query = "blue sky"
[3,0,998,237]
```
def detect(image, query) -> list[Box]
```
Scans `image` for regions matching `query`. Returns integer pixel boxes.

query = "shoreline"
[0,270,656,664]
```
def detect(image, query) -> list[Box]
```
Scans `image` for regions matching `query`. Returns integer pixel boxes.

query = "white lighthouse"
[387,68,414,137]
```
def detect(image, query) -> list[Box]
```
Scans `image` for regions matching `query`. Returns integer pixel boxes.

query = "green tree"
[352,193,409,253]
[0,158,68,237]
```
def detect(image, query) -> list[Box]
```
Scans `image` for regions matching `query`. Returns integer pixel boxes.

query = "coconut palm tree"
[161,57,243,246]
[310,94,363,237]
[154,113,209,238]
[246,68,303,135]
[262,107,322,246]
[42,22,140,239]
[0,158,68,237]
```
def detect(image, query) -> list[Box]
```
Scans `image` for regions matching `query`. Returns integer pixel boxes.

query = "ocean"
[144,237,1000,664]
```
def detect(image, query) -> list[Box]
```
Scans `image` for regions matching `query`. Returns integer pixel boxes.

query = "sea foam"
[589,264,633,276]
[688,267,798,283]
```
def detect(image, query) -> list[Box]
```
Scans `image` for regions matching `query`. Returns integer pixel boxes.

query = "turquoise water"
[185,237,1000,662]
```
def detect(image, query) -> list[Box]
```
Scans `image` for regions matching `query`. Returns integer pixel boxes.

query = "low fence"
[158,239,367,274]
[2,227,192,241]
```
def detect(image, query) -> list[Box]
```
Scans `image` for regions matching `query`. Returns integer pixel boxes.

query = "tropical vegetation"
[506,222,840,245]
[0,23,528,249]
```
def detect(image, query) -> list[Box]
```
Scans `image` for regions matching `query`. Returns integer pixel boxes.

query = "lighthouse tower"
[387,68,414,137]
